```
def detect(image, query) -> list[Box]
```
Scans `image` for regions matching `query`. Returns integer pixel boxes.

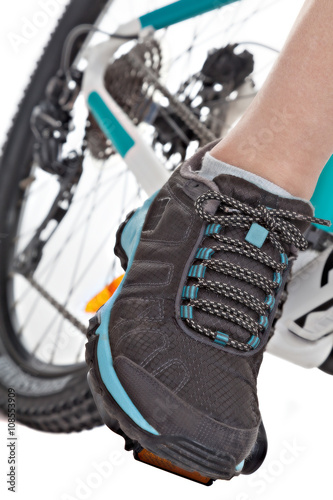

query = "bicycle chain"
[25,274,87,334]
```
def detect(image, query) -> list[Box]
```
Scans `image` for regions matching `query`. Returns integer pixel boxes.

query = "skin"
[210,0,333,200]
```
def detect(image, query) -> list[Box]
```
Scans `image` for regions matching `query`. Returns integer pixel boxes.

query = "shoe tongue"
[189,173,313,345]
[212,174,314,232]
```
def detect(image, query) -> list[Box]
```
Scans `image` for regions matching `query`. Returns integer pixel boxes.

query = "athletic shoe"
[86,142,329,480]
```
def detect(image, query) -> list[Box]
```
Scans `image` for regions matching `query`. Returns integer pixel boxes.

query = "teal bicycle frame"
[86,0,333,231]
[139,0,237,30]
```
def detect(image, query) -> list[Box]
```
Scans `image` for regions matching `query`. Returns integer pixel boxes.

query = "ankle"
[209,142,318,200]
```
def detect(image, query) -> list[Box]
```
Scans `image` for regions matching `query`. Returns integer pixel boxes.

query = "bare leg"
[210,0,333,199]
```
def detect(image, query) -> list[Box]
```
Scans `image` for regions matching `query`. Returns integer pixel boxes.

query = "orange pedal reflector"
[134,448,213,486]
[85,275,124,313]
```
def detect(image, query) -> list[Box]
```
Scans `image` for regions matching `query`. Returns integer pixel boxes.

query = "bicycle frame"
[81,0,333,368]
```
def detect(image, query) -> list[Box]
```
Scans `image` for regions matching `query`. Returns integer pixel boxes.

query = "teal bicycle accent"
[139,0,238,30]
[87,91,135,158]
[311,155,333,233]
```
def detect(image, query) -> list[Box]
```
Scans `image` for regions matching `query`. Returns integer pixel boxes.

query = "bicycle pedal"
[133,447,214,486]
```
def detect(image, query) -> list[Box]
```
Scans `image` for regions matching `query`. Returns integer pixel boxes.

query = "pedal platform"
[133,447,214,486]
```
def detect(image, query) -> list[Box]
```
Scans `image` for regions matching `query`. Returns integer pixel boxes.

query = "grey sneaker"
[86,142,329,482]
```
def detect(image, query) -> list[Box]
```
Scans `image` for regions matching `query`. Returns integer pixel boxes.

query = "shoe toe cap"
[113,354,259,475]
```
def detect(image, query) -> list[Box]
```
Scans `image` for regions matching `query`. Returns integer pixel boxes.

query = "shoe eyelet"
[247,335,260,349]
[264,295,275,312]
[273,272,282,288]
[259,315,268,330]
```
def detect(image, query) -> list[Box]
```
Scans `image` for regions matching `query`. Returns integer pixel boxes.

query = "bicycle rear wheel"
[0,0,111,432]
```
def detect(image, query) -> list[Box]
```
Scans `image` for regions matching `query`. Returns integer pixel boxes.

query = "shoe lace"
[180,191,331,352]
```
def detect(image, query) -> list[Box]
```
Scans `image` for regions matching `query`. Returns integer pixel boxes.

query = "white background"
[0,1,332,500]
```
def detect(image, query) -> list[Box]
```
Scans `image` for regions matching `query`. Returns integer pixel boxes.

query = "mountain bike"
[1,0,332,448]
